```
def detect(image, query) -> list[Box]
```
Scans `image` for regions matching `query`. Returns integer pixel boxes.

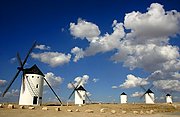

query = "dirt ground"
[0,103,180,117]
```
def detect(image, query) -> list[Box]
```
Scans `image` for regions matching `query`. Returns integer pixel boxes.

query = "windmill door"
[83,100,85,104]
[33,96,38,104]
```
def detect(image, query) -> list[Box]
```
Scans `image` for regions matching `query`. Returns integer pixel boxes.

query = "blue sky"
[0,0,180,103]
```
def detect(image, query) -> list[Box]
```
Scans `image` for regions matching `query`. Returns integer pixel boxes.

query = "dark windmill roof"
[76,85,86,91]
[121,92,127,95]
[24,64,44,77]
[145,89,154,94]
[166,94,171,96]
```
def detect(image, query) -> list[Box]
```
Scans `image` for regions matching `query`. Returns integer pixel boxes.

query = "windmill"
[2,41,62,105]
[140,84,155,104]
[120,92,127,104]
[68,79,91,105]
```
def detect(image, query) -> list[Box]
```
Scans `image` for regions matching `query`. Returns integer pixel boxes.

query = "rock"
[42,107,48,111]
[111,110,116,114]
[100,108,108,113]
[85,109,94,113]
[149,110,154,114]
[8,104,14,109]
[55,107,61,111]
[29,106,35,110]
[0,104,3,108]
[75,109,80,112]
[67,109,73,112]
[122,110,126,114]
[133,111,139,114]
[140,110,144,114]
[146,110,151,114]
[20,106,25,109]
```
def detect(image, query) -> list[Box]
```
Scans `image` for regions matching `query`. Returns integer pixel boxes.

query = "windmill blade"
[68,79,83,99]
[140,85,147,92]
[75,78,83,89]
[76,90,83,99]
[148,93,154,102]
[17,52,23,67]
[140,92,146,100]
[22,41,37,66]
[68,89,76,100]
[85,93,92,103]
[43,77,62,104]
[70,82,83,99]
[2,69,21,97]
[148,84,154,90]
[68,82,77,99]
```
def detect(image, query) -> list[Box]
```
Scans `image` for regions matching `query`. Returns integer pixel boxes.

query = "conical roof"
[121,92,127,95]
[76,85,86,91]
[145,89,153,94]
[24,64,44,77]
[166,94,171,96]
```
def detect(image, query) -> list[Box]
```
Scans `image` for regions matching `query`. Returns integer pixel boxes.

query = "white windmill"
[140,85,155,104]
[120,92,127,104]
[166,94,173,104]
[2,41,62,105]
[68,79,91,105]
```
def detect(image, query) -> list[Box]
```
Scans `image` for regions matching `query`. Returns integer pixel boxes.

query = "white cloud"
[70,18,100,41]
[131,91,144,97]
[35,44,51,50]
[67,75,89,89]
[120,74,149,88]
[69,3,180,93]
[31,52,71,67]
[0,79,7,87]
[86,92,92,97]
[92,78,99,83]
[70,19,125,61]
[10,57,17,63]
[71,47,84,62]
[124,3,180,44]
[112,86,118,89]
[153,80,180,92]
[5,89,19,97]
[44,72,63,87]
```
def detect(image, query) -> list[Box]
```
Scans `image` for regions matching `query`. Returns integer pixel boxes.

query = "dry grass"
[0,103,180,117]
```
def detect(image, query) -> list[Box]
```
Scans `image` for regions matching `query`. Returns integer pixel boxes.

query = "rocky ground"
[0,103,180,117]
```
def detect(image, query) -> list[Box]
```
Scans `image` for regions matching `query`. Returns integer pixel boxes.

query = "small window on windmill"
[26,76,28,78]
[36,84,38,88]
[37,76,39,78]
[32,76,34,78]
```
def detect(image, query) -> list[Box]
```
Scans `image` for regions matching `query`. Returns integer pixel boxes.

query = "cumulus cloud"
[44,72,63,87]
[31,52,71,67]
[69,3,180,93]
[131,91,144,97]
[67,75,89,89]
[70,19,125,61]
[124,3,180,44]
[70,18,100,41]
[0,79,7,87]
[35,44,51,50]
[153,80,180,92]
[120,74,149,88]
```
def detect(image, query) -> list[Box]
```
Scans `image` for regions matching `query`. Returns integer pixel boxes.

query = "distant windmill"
[2,41,62,105]
[140,85,155,104]
[68,79,91,105]
[120,92,127,104]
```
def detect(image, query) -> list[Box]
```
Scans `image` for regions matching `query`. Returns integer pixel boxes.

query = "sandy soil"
[0,103,180,117]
